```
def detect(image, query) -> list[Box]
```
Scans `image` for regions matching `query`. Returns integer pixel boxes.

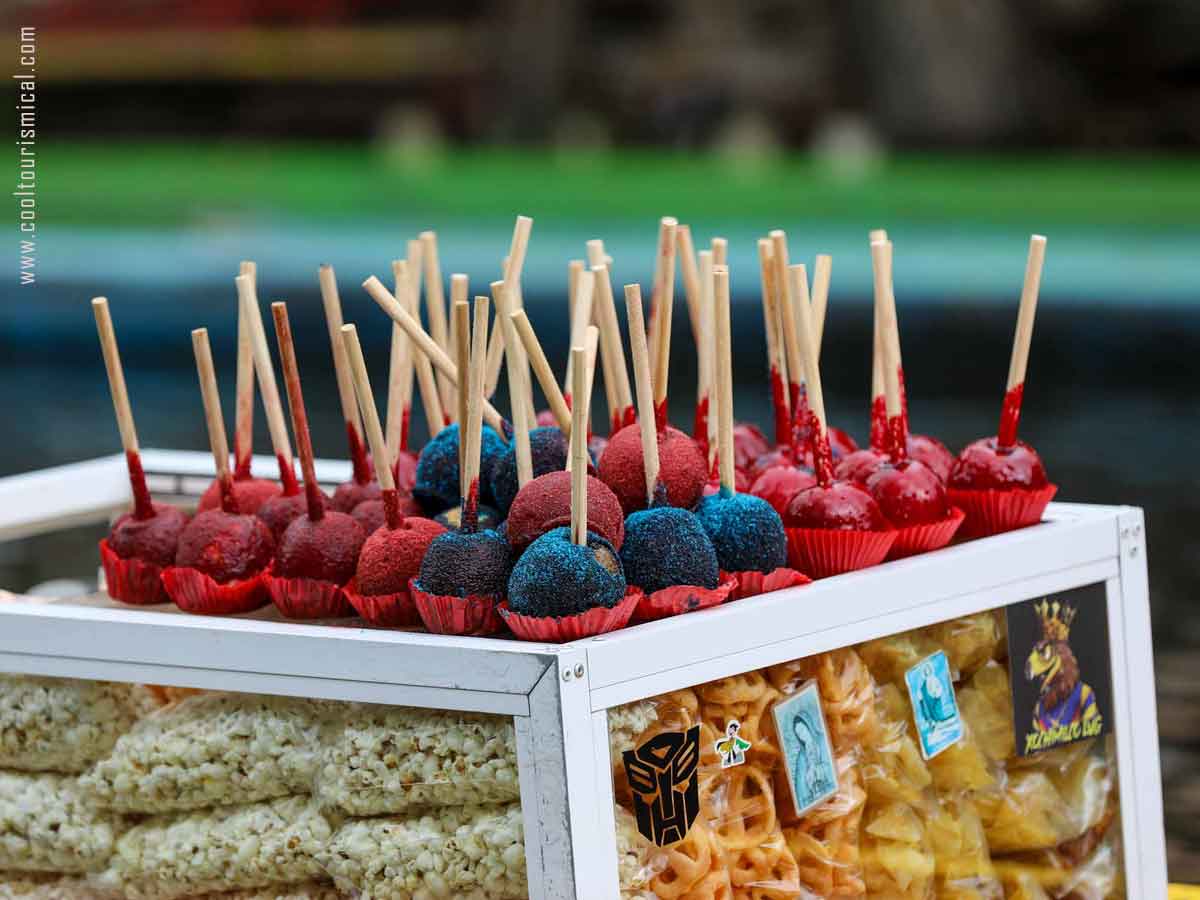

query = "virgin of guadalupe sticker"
[622,725,701,846]
[714,720,752,769]
[1007,585,1111,756]
[905,650,963,759]
[772,683,838,817]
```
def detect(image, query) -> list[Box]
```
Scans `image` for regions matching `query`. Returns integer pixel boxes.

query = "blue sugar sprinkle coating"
[489,427,569,515]
[508,527,626,618]
[620,506,719,593]
[414,423,506,514]
[694,490,788,573]
[416,527,512,598]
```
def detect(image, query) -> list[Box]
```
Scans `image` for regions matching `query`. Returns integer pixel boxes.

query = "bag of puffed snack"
[0,871,108,900]
[320,802,526,899]
[0,675,161,774]
[314,704,519,816]
[0,772,119,874]
[93,795,330,900]
[82,693,328,813]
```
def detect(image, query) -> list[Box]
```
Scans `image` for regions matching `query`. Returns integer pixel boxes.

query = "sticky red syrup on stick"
[770,366,790,448]
[346,420,372,484]
[125,449,156,520]
[997,382,1024,449]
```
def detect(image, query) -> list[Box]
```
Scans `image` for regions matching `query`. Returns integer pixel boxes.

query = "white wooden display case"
[0,450,1168,899]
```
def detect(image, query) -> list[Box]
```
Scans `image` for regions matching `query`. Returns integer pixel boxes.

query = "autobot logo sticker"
[622,725,701,846]
[1008,584,1110,756]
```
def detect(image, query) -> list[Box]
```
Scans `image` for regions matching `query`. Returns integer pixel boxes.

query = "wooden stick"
[756,240,789,420]
[420,231,454,414]
[711,237,728,267]
[872,241,905,459]
[592,262,633,430]
[511,308,572,436]
[492,280,533,488]
[769,230,803,401]
[700,249,720,461]
[453,299,471,476]
[592,267,620,436]
[386,260,414,460]
[463,296,490,528]
[583,324,600,420]
[93,297,156,519]
[811,254,832,363]
[234,261,256,476]
[570,346,589,545]
[407,238,424,306]
[624,284,659,506]
[448,273,469,421]
[676,225,704,396]
[650,218,678,419]
[272,303,325,520]
[788,267,826,437]
[394,260,444,438]
[341,324,397,508]
[235,275,298,493]
[484,215,533,398]
[363,275,508,436]
[319,264,370,483]
[869,228,888,244]
[567,259,584,337]
[713,266,736,495]
[1007,235,1047,392]
[564,268,595,394]
[586,238,609,268]
[191,327,236,513]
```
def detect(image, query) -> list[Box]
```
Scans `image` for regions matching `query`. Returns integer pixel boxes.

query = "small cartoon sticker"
[1007,586,1110,756]
[622,725,701,846]
[772,683,839,817]
[905,650,964,759]
[714,720,752,768]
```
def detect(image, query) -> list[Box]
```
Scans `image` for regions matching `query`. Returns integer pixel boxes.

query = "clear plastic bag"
[92,795,330,900]
[0,675,162,774]
[319,802,526,899]
[0,772,119,875]
[927,792,1003,899]
[993,829,1124,899]
[314,704,519,816]
[81,693,330,814]
[857,611,1005,688]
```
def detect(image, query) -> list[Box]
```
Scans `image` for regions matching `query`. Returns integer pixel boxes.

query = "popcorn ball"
[0,772,119,874]
[82,693,329,813]
[316,705,519,816]
[320,803,526,899]
[95,796,331,900]
[0,675,161,774]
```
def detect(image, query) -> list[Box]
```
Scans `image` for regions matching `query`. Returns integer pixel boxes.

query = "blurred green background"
[2,0,1199,881]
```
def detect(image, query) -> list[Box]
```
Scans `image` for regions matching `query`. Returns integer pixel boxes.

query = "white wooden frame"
[0,452,1167,899]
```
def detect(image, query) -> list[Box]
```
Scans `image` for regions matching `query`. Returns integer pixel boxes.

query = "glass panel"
[0,676,528,899]
[608,603,1124,899]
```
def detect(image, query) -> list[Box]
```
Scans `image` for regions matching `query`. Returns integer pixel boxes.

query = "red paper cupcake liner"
[409,578,506,636]
[263,566,355,620]
[631,574,739,624]
[498,586,643,643]
[887,507,967,560]
[98,539,170,605]
[343,578,421,628]
[785,527,896,579]
[947,483,1058,539]
[721,567,813,601]
[161,566,269,616]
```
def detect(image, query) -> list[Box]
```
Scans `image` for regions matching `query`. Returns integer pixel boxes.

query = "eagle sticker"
[1006,585,1111,756]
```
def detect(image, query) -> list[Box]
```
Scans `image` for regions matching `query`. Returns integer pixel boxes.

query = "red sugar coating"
[392,450,418,492]
[356,517,446,596]
[507,469,625,552]
[784,481,888,532]
[949,437,1048,491]
[908,434,955,483]
[835,448,890,486]
[198,477,280,515]
[108,503,190,567]
[733,423,771,472]
[351,493,423,536]
[535,409,559,428]
[174,509,275,583]
[331,479,382,514]
[866,459,949,527]
[256,490,313,543]
[598,424,707,514]
[750,465,818,517]
[275,512,366,585]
